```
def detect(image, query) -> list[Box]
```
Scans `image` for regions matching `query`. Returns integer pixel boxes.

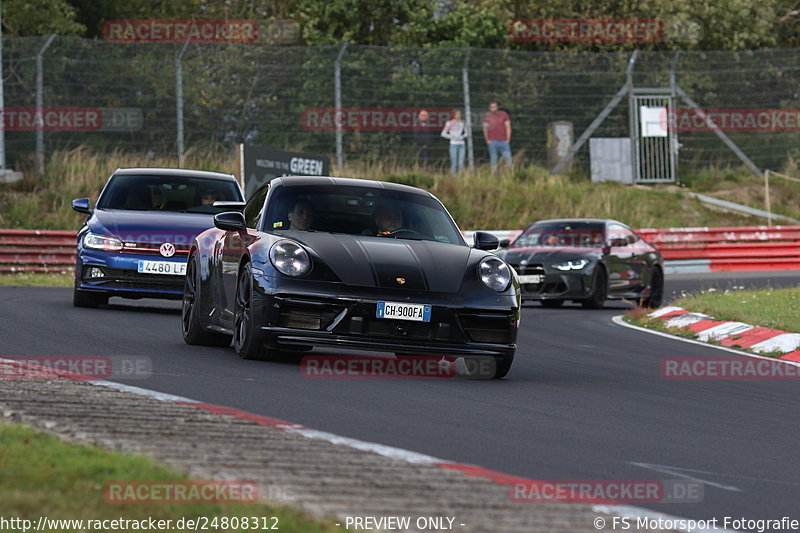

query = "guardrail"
[638,225,800,272]
[0,230,76,273]
[2,226,800,274]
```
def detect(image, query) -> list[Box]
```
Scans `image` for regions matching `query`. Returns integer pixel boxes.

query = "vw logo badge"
[159,242,176,258]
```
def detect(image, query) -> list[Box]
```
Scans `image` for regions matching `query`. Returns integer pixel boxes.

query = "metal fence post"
[35,34,56,177]
[0,1,5,170]
[627,50,639,183]
[462,48,474,170]
[176,41,190,166]
[334,43,348,172]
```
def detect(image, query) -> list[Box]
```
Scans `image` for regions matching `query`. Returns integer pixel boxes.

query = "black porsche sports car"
[494,218,664,308]
[182,176,520,378]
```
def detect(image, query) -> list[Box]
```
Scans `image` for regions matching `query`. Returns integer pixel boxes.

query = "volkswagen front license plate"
[137,260,187,276]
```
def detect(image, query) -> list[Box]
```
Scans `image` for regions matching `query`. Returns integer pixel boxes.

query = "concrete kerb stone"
[0,361,679,533]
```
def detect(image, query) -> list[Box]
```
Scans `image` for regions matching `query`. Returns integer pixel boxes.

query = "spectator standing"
[441,109,468,176]
[482,101,512,173]
[413,109,433,168]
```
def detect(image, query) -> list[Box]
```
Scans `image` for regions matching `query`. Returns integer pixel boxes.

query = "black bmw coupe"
[494,218,664,309]
[182,176,520,378]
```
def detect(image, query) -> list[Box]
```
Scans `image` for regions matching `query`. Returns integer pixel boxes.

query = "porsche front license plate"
[518,274,544,284]
[137,260,187,276]
[376,301,431,322]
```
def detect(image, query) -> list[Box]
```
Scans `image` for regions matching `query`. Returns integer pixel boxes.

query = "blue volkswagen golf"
[71,168,244,307]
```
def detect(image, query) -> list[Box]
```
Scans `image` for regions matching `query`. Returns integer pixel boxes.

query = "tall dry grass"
[0,147,759,230]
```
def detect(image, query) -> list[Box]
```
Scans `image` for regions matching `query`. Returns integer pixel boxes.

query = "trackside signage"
[103,20,258,44]
[0,107,143,132]
[242,145,330,198]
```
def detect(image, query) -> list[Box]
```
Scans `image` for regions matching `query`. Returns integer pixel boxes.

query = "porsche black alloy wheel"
[182,255,231,347]
[234,263,276,361]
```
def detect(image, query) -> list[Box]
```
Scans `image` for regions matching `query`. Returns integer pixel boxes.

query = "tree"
[2,0,86,36]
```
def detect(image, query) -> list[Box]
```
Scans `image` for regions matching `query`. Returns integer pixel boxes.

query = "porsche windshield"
[512,222,605,248]
[97,175,242,213]
[265,185,465,245]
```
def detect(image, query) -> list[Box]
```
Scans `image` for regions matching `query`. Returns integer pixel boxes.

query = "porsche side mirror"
[498,239,510,249]
[71,197,92,215]
[214,211,247,232]
[602,245,611,255]
[212,201,246,211]
[473,231,499,251]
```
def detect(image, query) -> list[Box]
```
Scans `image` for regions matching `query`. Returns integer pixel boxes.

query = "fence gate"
[630,91,677,183]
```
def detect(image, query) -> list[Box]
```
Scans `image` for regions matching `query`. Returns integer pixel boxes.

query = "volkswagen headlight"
[552,258,589,271]
[83,232,122,251]
[478,256,511,292]
[269,239,311,277]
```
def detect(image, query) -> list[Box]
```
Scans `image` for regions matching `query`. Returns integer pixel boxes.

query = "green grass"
[0,422,346,532]
[672,286,800,333]
[0,272,73,287]
[680,165,800,221]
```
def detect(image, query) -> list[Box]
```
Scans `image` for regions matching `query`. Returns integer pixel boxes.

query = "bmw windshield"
[512,222,605,248]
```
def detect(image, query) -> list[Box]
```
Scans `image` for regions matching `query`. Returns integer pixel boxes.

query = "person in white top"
[441,109,468,175]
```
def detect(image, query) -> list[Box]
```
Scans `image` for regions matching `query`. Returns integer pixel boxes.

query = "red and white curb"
[638,306,800,361]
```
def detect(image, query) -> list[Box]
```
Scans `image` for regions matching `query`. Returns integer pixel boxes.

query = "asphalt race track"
[2,270,799,525]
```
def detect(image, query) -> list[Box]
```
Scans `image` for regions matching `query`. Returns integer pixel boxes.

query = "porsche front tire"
[182,255,231,347]
[234,262,276,361]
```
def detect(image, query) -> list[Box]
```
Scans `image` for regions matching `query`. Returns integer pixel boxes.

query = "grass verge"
[624,286,800,355]
[0,422,346,533]
[0,272,73,287]
[0,147,767,231]
[672,286,800,333]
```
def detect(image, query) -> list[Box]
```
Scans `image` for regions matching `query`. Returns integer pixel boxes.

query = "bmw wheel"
[582,267,608,309]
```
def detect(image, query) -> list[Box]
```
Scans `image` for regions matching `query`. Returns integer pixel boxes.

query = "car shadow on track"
[98,298,182,315]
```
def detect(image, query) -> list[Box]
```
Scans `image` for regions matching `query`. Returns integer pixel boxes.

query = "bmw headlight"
[478,256,511,292]
[269,239,311,277]
[552,258,589,271]
[83,232,122,251]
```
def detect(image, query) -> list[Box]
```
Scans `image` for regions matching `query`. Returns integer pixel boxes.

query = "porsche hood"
[288,233,476,293]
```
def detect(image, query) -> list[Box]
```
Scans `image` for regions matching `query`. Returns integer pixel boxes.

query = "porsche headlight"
[552,258,589,271]
[83,232,122,251]
[269,239,311,277]
[478,256,511,292]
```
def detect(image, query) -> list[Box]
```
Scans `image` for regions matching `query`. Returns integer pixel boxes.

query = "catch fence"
[2,38,799,175]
